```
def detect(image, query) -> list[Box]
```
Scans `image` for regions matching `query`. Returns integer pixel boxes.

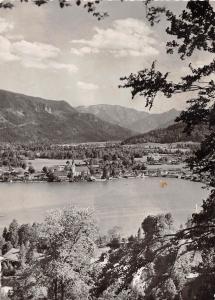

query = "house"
[53,170,68,181]
[0,250,47,299]
[53,165,65,172]
[1,286,13,297]
[75,166,90,177]
[0,248,20,279]
[33,172,47,181]
[75,160,87,166]
[3,248,20,263]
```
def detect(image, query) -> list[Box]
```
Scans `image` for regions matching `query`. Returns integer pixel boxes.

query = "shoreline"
[0,174,205,185]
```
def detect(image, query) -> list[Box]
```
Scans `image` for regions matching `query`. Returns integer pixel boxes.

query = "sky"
[0,0,212,113]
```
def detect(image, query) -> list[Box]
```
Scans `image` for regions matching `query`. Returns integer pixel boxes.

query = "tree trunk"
[61,281,64,300]
[54,279,58,300]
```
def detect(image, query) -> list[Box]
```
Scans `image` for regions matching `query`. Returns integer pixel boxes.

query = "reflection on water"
[0,178,209,236]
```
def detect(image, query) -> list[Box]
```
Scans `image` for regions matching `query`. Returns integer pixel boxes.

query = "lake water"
[0,178,209,236]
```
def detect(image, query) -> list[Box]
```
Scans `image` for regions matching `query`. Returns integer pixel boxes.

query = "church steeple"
[71,160,76,176]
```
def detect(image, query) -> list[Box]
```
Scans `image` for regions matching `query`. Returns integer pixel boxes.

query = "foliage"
[7,219,19,247]
[2,241,13,255]
[120,1,215,185]
[13,206,98,300]
[119,1,215,298]
[122,123,206,145]
[28,165,35,174]
[0,0,108,20]
[18,224,34,246]
[94,214,180,299]
[94,212,215,299]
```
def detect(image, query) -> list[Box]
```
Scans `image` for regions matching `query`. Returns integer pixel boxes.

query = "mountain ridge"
[122,122,206,144]
[76,104,180,133]
[76,104,149,130]
[0,89,134,143]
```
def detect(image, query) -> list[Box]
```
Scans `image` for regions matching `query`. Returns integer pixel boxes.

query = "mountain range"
[0,89,182,143]
[0,90,133,143]
[76,104,180,133]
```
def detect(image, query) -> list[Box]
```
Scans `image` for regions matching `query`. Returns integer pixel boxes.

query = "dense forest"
[122,123,206,145]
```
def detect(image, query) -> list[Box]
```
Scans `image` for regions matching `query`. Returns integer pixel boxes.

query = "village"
[0,146,203,184]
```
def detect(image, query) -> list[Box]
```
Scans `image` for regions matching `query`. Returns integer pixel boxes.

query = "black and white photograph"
[0,0,214,299]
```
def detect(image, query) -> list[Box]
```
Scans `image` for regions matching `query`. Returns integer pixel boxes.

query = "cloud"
[0,18,18,62]
[0,36,78,73]
[77,81,99,90]
[0,36,19,62]
[6,34,25,41]
[71,46,99,56]
[20,59,78,73]
[11,40,78,72]
[71,18,159,57]
[13,40,60,60]
[0,17,78,74]
[48,62,78,73]
[15,41,79,73]
[0,18,14,34]
[192,56,214,68]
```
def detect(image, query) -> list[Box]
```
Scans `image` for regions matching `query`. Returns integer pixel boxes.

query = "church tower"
[71,160,76,177]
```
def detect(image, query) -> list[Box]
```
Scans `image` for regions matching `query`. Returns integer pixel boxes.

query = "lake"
[0,178,209,236]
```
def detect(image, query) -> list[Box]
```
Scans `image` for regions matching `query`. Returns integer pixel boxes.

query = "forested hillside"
[122,123,206,144]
